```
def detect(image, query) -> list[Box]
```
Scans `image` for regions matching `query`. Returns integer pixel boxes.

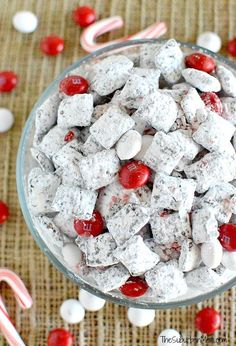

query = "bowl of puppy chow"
[17,38,236,308]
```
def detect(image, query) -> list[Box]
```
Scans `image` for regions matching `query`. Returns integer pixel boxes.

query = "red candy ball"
[0,71,18,92]
[119,277,149,298]
[185,53,216,73]
[227,37,236,57]
[118,161,151,189]
[64,131,75,142]
[47,328,73,346]
[200,92,223,115]
[40,35,64,56]
[73,6,96,27]
[195,307,221,334]
[59,75,89,96]
[218,223,236,251]
[0,201,9,225]
[74,210,104,237]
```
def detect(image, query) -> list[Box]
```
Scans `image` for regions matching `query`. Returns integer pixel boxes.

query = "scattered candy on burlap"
[60,299,85,324]
[12,11,38,33]
[197,32,222,52]
[127,307,155,327]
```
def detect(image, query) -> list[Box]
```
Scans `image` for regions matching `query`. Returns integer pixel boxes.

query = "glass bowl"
[16,39,236,309]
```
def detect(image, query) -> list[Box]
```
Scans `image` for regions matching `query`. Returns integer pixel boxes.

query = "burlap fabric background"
[0,0,236,345]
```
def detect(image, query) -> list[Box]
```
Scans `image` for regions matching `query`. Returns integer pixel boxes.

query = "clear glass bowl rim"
[16,38,236,310]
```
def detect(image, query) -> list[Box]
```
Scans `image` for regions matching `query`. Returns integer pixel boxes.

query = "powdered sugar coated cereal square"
[106,203,150,245]
[58,94,93,128]
[89,105,135,149]
[79,149,120,190]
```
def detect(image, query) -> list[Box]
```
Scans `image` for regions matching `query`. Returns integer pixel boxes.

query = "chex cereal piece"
[134,91,178,132]
[216,65,236,97]
[174,157,192,172]
[132,67,160,91]
[145,260,187,300]
[191,207,219,244]
[179,239,201,272]
[150,211,191,244]
[106,204,150,245]
[184,151,236,193]
[169,129,201,160]
[79,149,120,190]
[53,213,78,239]
[38,125,71,159]
[33,215,69,258]
[114,235,160,276]
[89,264,130,292]
[96,178,148,220]
[154,39,184,84]
[159,88,186,103]
[28,168,60,215]
[52,185,97,219]
[196,183,236,223]
[130,114,147,134]
[180,87,205,124]
[182,68,221,92]
[193,111,235,152]
[118,74,150,109]
[77,233,118,267]
[186,266,223,290]
[80,135,103,156]
[143,132,185,173]
[169,105,189,131]
[90,55,133,96]
[34,91,60,145]
[151,172,196,212]
[139,43,160,68]
[172,82,192,91]
[58,163,84,188]
[221,97,236,125]
[31,147,55,172]
[144,239,170,262]
[52,139,83,168]
[89,105,135,149]
[57,94,93,128]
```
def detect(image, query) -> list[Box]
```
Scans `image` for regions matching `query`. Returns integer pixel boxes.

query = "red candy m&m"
[72,6,96,27]
[185,53,216,74]
[47,328,73,346]
[195,307,221,334]
[0,201,9,225]
[74,210,104,237]
[119,277,149,297]
[218,223,236,251]
[227,37,236,57]
[40,35,64,56]
[200,92,223,115]
[118,161,151,189]
[59,75,89,96]
[64,131,75,142]
[0,71,18,92]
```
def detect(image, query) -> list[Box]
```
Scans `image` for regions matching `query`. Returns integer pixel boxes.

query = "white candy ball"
[201,239,223,269]
[157,329,182,346]
[61,243,82,267]
[12,11,38,33]
[116,130,142,160]
[60,299,85,324]
[222,251,236,271]
[134,135,153,160]
[197,32,222,53]
[0,108,14,133]
[127,308,155,327]
[79,289,106,311]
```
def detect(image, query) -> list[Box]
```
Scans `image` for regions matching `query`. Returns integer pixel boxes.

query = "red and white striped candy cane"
[0,269,33,346]
[80,16,167,52]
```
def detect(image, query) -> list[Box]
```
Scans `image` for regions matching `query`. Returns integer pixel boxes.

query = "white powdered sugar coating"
[28,39,236,303]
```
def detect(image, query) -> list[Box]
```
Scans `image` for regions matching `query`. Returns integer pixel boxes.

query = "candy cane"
[0,269,33,346]
[80,16,167,52]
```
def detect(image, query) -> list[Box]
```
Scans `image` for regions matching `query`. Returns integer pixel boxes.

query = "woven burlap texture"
[0,0,236,345]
